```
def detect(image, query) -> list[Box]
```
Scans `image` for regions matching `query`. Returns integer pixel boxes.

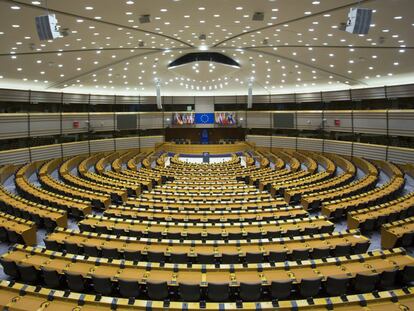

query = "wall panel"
[30,113,60,137]
[353,111,387,135]
[297,138,323,152]
[115,137,140,150]
[246,112,271,128]
[0,148,30,165]
[31,144,62,162]
[296,111,322,130]
[271,136,296,149]
[324,140,353,156]
[90,139,115,153]
[62,141,89,158]
[0,113,28,139]
[139,113,163,130]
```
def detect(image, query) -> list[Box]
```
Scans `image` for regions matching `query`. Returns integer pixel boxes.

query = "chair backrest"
[291,249,309,261]
[102,247,120,259]
[221,253,239,264]
[311,247,330,259]
[299,277,322,298]
[65,241,81,254]
[239,282,261,301]
[83,245,100,257]
[92,275,113,296]
[41,267,61,288]
[197,253,215,264]
[119,278,141,298]
[353,241,370,254]
[147,281,169,300]
[0,258,19,278]
[270,280,292,300]
[16,264,39,283]
[333,243,351,257]
[354,273,380,293]
[65,272,86,292]
[170,253,188,264]
[124,250,141,261]
[147,251,165,263]
[268,251,287,262]
[325,276,350,296]
[245,252,264,263]
[379,269,398,289]
[179,282,201,302]
[402,264,414,284]
[207,282,230,302]
[44,239,60,251]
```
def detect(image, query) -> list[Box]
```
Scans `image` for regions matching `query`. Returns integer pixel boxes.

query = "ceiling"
[0,0,413,96]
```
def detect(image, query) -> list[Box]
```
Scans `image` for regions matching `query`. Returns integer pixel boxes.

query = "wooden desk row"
[103,205,308,223]
[3,245,411,288]
[0,186,67,229]
[124,197,289,212]
[0,279,413,310]
[381,216,414,249]
[284,169,355,204]
[39,160,111,210]
[348,191,414,231]
[78,215,334,239]
[15,170,91,218]
[45,227,369,261]
[301,174,378,210]
[60,156,128,202]
[321,176,405,219]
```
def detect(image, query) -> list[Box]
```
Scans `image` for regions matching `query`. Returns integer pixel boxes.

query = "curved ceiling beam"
[244,48,366,86]
[213,0,376,48]
[1,44,411,58]
[1,0,194,48]
[47,50,163,89]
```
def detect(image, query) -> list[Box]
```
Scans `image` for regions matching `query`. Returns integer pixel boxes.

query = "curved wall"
[1,110,414,140]
[0,136,164,166]
[246,135,414,165]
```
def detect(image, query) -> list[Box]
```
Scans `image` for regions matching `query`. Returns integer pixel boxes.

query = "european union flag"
[195,113,215,124]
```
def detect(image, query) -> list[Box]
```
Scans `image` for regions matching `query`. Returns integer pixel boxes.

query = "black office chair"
[299,277,322,298]
[207,282,230,302]
[102,247,120,260]
[221,253,240,264]
[379,269,398,289]
[325,276,350,296]
[401,264,414,284]
[353,241,370,254]
[270,280,292,300]
[333,243,352,257]
[361,218,376,232]
[83,245,100,257]
[290,249,309,261]
[353,272,380,293]
[0,227,8,242]
[43,239,60,251]
[147,281,169,300]
[285,228,300,238]
[303,227,319,236]
[197,253,215,264]
[0,258,19,278]
[41,267,63,289]
[79,223,92,232]
[65,272,88,292]
[124,250,141,261]
[179,282,201,302]
[119,278,141,298]
[95,226,109,234]
[113,227,126,237]
[147,251,165,263]
[170,253,188,264]
[16,264,40,284]
[239,282,262,301]
[311,247,330,260]
[44,218,57,232]
[228,233,243,240]
[268,250,287,262]
[7,230,23,244]
[92,276,115,296]
[245,252,264,264]
[401,232,414,247]
[64,241,82,255]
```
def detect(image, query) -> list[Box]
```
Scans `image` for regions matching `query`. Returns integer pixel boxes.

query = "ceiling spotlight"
[199,45,209,51]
